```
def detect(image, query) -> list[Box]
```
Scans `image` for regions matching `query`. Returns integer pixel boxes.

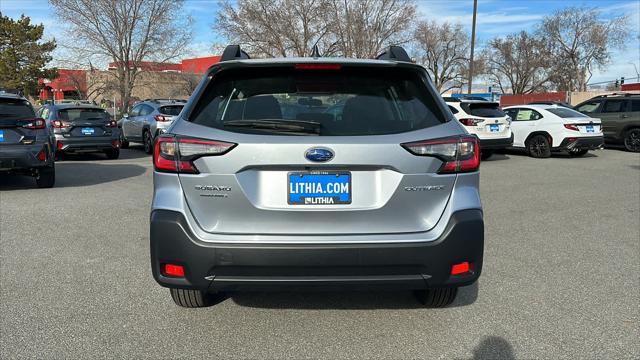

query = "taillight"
[402,135,481,174]
[36,149,47,161]
[154,115,170,122]
[22,118,46,129]
[294,63,342,70]
[564,124,579,131]
[459,118,484,126]
[153,135,236,174]
[106,120,118,127]
[52,120,70,128]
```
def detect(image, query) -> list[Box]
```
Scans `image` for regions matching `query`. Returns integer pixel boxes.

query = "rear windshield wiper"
[222,119,321,135]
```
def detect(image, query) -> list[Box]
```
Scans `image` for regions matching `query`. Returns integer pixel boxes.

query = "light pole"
[629,62,640,82]
[468,0,478,94]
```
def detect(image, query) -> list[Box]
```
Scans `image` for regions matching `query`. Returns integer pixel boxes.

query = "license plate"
[0,130,4,142]
[288,171,351,205]
[81,127,95,135]
[489,124,500,132]
[586,125,594,133]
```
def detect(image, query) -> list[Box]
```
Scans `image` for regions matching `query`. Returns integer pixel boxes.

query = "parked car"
[0,92,55,187]
[528,100,573,108]
[38,103,120,159]
[503,104,603,158]
[150,45,484,308]
[574,93,640,152]
[445,98,513,159]
[119,99,186,154]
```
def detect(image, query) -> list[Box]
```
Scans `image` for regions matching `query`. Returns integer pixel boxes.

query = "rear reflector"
[163,263,185,277]
[154,135,236,174]
[402,135,481,173]
[451,262,471,275]
[295,63,342,71]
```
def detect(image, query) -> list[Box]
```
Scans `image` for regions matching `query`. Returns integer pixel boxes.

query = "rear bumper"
[558,136,604,150]
[0,143,53,171]
[150,209,484,292]
[479,133,514,150]
[55,135,119,153]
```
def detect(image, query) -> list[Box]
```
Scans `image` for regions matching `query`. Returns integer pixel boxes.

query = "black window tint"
[505,109,518,120]
[0,98,35,125]
[448,105,459,114]
[514,108,542,121]
[631,100,640,112]
[602,100,627,113]
[57,108,110,121]
[576,101,601,114]
[460,102,506,117]
[189,66,447,136]
[129,105,141,117]
[139,105,154,116]
[546,108,587,118]
[159,105,183,116]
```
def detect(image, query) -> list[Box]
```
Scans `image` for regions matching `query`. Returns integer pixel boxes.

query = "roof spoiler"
[375,46,411,62]
[220,45,251,62]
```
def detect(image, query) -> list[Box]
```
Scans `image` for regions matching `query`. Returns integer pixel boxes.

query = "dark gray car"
[0,92,55,187]
[38,103,121,159]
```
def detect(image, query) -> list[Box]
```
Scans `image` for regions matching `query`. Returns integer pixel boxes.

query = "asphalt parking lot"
[1,146,638,359]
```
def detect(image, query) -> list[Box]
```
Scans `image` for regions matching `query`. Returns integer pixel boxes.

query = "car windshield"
[189,66,447,136]
[160,105,183,116]
[546,108,588,118]
[58,108,110,121]
[0,98,35,125]
[460,102,505,118]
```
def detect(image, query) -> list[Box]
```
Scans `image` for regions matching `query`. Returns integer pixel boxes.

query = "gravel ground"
[1,146,639,359]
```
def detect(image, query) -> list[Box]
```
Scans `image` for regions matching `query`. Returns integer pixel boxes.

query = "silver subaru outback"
[150,45,484,308]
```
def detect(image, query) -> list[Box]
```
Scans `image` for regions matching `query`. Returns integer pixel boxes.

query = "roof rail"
[220,45,251,62]
[375,46,412,62]
[592,92,635,99]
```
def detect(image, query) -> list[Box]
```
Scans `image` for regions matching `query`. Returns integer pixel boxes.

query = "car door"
[599,99,630,141]
[134,104,153,137]
[507,108,541,147]
[124,104,141,140]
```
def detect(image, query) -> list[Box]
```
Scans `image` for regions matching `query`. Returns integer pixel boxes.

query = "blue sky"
[1,0,638,84]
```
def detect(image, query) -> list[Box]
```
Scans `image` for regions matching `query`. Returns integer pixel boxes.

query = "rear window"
[0,98,35,124]
[546,108,587,118]
[57,108,110,121]
[160,105,183,116]
[189,66,446,136]
[460,102,505,118]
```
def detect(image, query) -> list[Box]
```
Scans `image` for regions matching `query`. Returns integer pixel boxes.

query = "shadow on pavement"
[472,336,516,360]
[0,162,146,190]
[59,146,149,161]
[482,153,510,162]
[230,283,479,310]
[501,148,598,159]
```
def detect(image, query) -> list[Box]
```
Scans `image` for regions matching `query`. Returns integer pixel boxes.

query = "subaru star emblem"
[305,147,334,162]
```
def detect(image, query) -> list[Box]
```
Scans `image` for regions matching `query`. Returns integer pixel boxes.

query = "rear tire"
[481,150,494,160]
[170,288,216,308]
[35,165,55,188]
[143,130,153,154]
[568,148,588,157]
[414,287,458,308]
[527,135,551,158]
[120,132,129,149]
[105,148,120,159]
[623,128,640,152]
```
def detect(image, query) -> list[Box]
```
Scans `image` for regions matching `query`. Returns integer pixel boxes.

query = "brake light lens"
[36,149,47,161]
[162,263,185,277]
[52,120,70,128]
[154,115,170,122]
[564,124,579,131]
[22,118,46,129]
[294,63,342,71]
[459,118,484,126]
[153,135,236,174]
[402,135,481,173]
[451,261,471,275]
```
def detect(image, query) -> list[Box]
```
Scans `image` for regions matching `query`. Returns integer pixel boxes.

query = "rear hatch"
[54,107,113,137]
[0,97,39,145]
[157,105,183,123]
[546,107,602,135]
[458,102,510,137]
[170,64,472,235]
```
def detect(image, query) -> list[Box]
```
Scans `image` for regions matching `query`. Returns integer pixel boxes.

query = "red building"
[39,56,221,101]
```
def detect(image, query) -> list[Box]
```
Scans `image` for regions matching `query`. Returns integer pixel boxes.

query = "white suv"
[444,98,513,159]
[503,105,604,158]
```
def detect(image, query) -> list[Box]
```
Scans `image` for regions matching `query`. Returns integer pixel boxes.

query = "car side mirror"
[123,113,129,118]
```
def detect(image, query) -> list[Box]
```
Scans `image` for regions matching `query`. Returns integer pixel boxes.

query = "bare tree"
[328,0,416,58]
[539,7,629,91]
[413,21,469,93]
[216,0,334,57]
[482,31,551,94]
[50,0,192,114]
